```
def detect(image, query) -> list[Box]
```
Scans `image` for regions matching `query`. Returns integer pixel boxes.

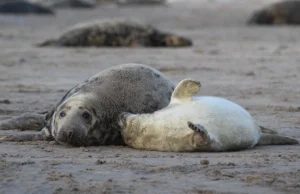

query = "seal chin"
[56,136,89,147]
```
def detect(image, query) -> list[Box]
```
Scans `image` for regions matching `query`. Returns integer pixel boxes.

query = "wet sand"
[0,1,300,193]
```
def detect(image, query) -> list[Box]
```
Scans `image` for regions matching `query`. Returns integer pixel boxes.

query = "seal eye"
[82,112,91,120]
[59,111,66,118]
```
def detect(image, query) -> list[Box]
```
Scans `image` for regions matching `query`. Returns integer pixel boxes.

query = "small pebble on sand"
[200,159,209,165]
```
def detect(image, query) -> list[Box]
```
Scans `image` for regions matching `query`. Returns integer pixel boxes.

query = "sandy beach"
[0,0,299,193]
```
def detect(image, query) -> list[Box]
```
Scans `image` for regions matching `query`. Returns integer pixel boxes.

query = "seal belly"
[123,113,195,152]
[192,96,261,151]
[151,96,261,151]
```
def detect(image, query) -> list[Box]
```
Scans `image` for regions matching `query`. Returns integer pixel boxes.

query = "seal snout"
[61,129,74,142]
[56,126,85,146]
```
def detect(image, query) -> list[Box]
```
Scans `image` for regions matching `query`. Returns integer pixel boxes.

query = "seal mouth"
[55,136,90,147]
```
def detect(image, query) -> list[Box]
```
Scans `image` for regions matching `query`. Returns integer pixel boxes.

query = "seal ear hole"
[59,111,66,118]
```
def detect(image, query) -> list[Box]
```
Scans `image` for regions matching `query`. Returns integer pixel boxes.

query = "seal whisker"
[100,133,110,145]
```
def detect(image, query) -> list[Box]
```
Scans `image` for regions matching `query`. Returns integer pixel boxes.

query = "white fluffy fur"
[120,79,263,152]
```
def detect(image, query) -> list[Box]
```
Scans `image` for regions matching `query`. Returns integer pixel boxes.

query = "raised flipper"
[0,113,46,131]
[187,121,210,143]
[171,79,201,103]
[257,134,299,145]
[0,128,53,142]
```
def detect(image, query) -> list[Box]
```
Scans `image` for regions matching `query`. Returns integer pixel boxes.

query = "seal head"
[51,98,98,146]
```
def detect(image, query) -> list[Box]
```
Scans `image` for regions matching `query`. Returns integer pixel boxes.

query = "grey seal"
[0,63,175,146]
[29,0,96,9]
[118,79,298,152]
[116,0,166,6]
[247,0,300,25]
[37,19,192,47]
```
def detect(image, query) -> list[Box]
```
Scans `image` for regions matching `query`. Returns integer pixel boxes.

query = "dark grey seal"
[0,63,175,146]
[247,0,300,25]
[0,0,54,14]
[37,19,193,47]
[29,0,96,9]
[116,0,166,6]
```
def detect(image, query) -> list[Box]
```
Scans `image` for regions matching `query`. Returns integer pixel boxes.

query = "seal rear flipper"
[0,113,46,131]
[0,129,53,142]
[171,79,201,103]
[257,134,299,145]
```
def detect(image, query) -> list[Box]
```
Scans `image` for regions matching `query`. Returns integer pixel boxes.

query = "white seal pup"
[0,63,175,146]
[118,79,299,152]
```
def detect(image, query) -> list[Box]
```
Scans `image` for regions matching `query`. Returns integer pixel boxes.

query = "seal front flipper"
[188,121,206,133]
[0,113,46,131]
[187,121,210,143]
[0,128,53,142]
[171,79,201,103]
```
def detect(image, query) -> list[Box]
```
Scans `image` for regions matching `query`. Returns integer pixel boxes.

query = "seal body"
[37,19,192,47]
[29,0,96,9]
[247,0,300,25]
[116,0,166,6]
[0,63,175,146]
[119,79,299,152]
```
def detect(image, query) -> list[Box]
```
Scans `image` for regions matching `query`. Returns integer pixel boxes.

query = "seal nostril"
[60,131,67,142]
[67,131,73,140]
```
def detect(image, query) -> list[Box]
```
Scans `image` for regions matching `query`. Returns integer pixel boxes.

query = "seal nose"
[60,130,73,142]
[66,130,73,140]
